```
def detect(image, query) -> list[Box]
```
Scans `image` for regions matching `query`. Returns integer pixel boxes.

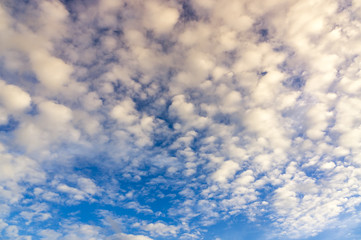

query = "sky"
[0,0,361,239]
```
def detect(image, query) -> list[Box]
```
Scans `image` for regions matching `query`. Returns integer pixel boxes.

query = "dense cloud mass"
[1,0,361,239]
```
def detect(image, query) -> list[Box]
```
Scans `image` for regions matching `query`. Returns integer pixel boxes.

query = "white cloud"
[0,151,45,203]
[108,233,153,240]
[111,98,155,147]
[169,95,209,130]
[178,22,212,48]
[77,177,98,195]
[124,201,153,215]
[38,0,69,39]
[20,204,52,225]
[57,184,86,200]
[134,221,179,237]
[143,1,179,35]
[0,4,11,32]
[0,219,8,232]
[111,98,138,126]
[212,160,240,184]
[39,229,62,240]
[62,224,102,240]
[221,90,242,114]
[73,110,102,136]
[306,103,331,140]
[0,80,31,113]
[55,177,99,202]
[15,100,80,152]
[243,107,290,151]
[29,50,73,90]
[5,225,19,238]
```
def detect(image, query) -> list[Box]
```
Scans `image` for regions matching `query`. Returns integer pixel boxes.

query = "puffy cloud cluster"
[0,80,31,124]
[1,0,361,239]
[0,145,45,204]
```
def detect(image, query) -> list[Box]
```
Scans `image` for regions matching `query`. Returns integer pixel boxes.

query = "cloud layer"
[1,0,361,239]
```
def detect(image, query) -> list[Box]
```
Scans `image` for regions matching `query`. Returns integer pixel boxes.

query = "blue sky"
[1,0,361,239]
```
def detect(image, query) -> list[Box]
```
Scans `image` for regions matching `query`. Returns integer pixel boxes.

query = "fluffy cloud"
[0,80,31,113]
[143,1,179,35]
[211,160,240,184]
[0,80,31,125]
[29,50,74,90]
[15,100,79,152]
[133,221,180,237]
[0,147,45,203]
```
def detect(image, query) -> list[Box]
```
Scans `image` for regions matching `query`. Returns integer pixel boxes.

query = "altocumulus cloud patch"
[0,0,361,239]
